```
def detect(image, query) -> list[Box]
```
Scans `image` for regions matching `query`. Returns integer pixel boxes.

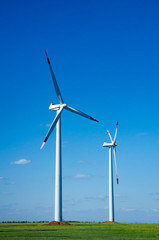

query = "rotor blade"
[113,147,119,184]
[107,130,113,143]
[40,106,64,149]
[114,121,119,143]
[65,105,99,122]
[45,50,63,104]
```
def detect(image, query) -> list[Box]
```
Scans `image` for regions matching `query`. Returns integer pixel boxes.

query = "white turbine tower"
[41,50,98,222]
[103,122,119,222]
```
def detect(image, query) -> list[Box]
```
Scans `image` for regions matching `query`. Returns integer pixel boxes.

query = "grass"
[0,222,159,240]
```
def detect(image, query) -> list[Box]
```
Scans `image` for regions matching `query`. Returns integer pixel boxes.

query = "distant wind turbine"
[103,122,119,222]
[41,50,99,222]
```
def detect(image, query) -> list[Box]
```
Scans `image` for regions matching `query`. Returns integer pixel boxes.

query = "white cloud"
[73,174,91,179]
[11,159,31,165]
[0,177,3,180]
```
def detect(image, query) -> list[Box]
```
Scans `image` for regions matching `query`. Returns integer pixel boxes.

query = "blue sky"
[0,0,159,223]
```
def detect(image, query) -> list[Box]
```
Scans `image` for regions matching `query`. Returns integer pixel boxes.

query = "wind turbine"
[103,122,119,222]
[41,50,99,222]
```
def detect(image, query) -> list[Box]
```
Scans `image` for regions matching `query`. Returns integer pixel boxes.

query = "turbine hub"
[113,142,117,147]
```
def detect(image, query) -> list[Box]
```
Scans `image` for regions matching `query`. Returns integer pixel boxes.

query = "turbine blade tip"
[40,142,45,149]
[44,49,48,57]
[117,121,119,127]
[90,117,99,122]
[107,130,109,133]
[40,137,48,149]
[44,49,50,64]
[117,178,119,184]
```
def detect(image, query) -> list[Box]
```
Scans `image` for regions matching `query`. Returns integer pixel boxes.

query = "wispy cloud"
[122,207,159,214]
[137,132,148,136]
[11,159,31,165]
[63,199,81,207]
[35,205,53,214]
[62,141,68,148]
[46,123,51,127]
[148,192,159,201]
[10,181,15,185]
[122,208,137,212]
[85,195,106,201]
[115,194,121,198]
[0,177,15,185]
[85,194,120,201]
[1,192,11,195]
[151,208,159,212]
[40,123,51,127]
[73,174,91,179]
[79,160,96,165]
[148,192,159,196]
[64,173,92,179]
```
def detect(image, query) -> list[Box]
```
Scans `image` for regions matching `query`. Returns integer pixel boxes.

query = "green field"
[0,222,159,240]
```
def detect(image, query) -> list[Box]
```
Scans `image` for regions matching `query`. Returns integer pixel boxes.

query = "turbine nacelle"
[103,142,117,147]
[49,103,67,111]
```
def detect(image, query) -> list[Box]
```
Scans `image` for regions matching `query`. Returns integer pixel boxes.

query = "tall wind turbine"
[41,50,98,222]
[103,122,119,222]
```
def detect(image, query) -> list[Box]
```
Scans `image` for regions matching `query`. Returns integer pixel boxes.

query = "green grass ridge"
[0,222,159,240]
